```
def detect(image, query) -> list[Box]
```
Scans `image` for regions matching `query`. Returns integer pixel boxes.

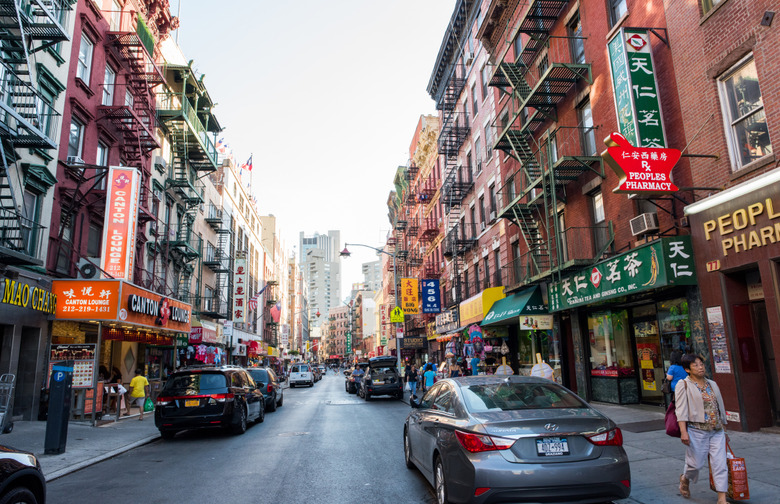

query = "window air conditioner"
[480,222,486,231]
[465,52,474,65]
[489,211,496,222]
[66,156,84,165]
[153,155,167,172]
[630,212,659,236]
[77,257,100,279]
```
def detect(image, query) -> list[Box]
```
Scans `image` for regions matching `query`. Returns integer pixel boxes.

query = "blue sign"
[421,279,441,314]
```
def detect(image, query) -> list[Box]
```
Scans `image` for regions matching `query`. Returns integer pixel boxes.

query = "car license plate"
[184,399,199,407]
[536,437,569,456]
[373,379,382,384]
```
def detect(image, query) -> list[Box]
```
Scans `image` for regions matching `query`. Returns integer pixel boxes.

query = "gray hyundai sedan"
[403,376,631,504]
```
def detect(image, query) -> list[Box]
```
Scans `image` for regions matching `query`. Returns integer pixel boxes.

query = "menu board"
[48,344,96,389]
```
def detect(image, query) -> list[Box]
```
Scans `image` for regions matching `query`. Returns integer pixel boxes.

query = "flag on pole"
[245,155,253,172]
[270,301,281,323]
[216,137,227,154]
[248,283,268,313]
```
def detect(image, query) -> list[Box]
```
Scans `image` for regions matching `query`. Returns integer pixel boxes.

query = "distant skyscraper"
[299,231,341,323]
[361,260,381,292]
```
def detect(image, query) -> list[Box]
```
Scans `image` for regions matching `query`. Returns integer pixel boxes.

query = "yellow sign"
[400,278,419,314]
[390,306,405,323]
[459,287,505,325]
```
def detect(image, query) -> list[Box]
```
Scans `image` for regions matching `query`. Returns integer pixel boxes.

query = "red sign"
[603,132,681,193]
[101,167,140,281]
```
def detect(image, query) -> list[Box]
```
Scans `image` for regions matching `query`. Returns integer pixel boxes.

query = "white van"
[289,363,313,387]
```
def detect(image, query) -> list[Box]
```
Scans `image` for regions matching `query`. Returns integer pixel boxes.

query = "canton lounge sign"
[548,237,697,311]
[128,294,190,325]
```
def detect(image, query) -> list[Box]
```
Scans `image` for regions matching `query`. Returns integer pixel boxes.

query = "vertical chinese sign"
[401,278,419,315]
[233,258,246,323]
[101,167,141,281]
[421,279,441,314]
[379,303,388,346]
[608,28,667,148]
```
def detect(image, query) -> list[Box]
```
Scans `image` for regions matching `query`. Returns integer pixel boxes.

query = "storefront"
[186,319,225,367]
[431,308,460,367]
[480,285,560,381]
[51,279,191,418]
[685,168,780,430]
[548,236,702,405]
[0,270,56,421]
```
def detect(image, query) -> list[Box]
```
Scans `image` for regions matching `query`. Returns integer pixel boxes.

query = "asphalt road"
[47,371,435,504]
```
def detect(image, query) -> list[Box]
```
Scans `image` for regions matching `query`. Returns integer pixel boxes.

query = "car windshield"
[248,369,269,383]
[163,372,228,395]
[461,382,587,412]
[292,365,309,373]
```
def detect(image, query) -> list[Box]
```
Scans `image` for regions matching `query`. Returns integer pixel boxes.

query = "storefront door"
[751,302,780,425]
[632,317,664,404]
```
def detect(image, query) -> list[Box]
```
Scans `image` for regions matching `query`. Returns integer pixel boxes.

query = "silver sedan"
[403,376,631,504]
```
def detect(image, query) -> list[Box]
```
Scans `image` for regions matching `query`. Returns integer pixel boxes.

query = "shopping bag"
[404,382,410,392]
[664,401,680,437]
[710,442,750,500]
[143,397,154,412]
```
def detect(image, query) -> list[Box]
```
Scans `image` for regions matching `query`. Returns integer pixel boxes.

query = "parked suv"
[289,363,314,387]
[246,367,283,412]
[155,366,264,440]
[360,356,402,400]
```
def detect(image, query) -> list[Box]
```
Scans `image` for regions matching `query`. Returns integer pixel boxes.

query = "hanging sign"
[101,166,141,282]
[401,278,419,314]
[390,306,405,323]
[603,132,681,194]
[233,258,247,323]
[608,28,667,148]
[421,279,441,314]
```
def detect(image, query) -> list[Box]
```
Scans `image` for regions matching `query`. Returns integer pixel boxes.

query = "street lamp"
[340,243,402,375]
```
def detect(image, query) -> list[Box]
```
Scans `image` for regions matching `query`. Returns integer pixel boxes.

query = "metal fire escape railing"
[0,0,71,265]
[487,0,611,289]
[200,203,230,319]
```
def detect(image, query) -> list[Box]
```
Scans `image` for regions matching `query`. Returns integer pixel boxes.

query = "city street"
[47,373,435,504]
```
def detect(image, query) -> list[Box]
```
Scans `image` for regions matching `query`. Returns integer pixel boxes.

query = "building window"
[110,0,122,30]
[481,65,490,100]
[579,100,597,156]
[124,89,134,108]
[608,0,627,26]
[479,195,486,228]
[76,33,94,83]
[21,190,41,256]
[102,64,116,106]
[590,189,609,253]
[493,249,501,286]
[513,35,522,64]
[474,138,482,173]
[87,223,102,257]
[718,55,772,171]
[701,0,724,15]
[568,12,585,64]
[488,184,497,215]
[471,83,478,116]
[67,118,84,159]
[483,257,490,288]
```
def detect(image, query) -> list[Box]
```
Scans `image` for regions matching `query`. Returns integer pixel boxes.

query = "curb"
[44,433,161,482]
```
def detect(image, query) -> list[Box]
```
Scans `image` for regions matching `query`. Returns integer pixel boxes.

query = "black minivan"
[155,366,264,439]
[246,367,283,412]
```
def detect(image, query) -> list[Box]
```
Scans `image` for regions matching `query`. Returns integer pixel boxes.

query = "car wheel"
[0,486,38,504]
[277,392,283,407]
[434,456,449,504]
[404,430,415,469]
[257,402,265,423]
[309,382,313,387]
[231,405,247,435]
[291,383,295,388]
[268,393,277,412]
[160,430,176,440]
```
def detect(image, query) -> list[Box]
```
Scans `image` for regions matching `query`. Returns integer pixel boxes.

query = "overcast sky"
[174,0,455,295]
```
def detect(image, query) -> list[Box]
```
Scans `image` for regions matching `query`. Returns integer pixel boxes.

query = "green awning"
[480,286,547,327]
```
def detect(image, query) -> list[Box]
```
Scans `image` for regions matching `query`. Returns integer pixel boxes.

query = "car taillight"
[267,384,273,394]
[156,396,172,406]
[455,430,514,453]
[210,393,234,402]
[586,428,623,446]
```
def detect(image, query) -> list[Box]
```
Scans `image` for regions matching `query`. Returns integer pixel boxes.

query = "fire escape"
[0,0,70,266]
[156,62,220,305]
[489,0,611,290]
[263,280,279,346]
[201,203,230,318]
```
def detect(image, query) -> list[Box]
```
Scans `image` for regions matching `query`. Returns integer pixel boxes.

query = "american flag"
[247,283,268,313]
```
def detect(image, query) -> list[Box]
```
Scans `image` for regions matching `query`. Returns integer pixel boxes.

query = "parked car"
[0,445,46,504]
[360,356,402,400]
[312,365,322,382]
[289,363,314,387]
[246,367,284,412]
[404,376,631,504]
[155,366,265,440]
[345,362,369,394]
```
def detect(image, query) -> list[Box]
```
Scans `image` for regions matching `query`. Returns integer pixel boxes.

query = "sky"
[174,0,455,295]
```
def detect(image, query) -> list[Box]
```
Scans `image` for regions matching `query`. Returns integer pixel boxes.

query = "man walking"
[129,368,150,421]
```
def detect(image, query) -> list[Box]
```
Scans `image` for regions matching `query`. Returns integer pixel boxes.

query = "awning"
[481,286,547,327]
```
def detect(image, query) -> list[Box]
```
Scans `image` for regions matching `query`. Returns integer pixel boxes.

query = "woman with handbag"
[675,354,728,504]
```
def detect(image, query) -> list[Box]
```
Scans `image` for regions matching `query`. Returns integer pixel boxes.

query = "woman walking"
[406,364,419,399]
[675,354,728,504]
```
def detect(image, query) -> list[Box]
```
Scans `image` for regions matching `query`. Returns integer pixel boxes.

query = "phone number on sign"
[60,306,112,313]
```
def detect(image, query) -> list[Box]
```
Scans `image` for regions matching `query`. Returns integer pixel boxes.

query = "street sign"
[390,306,404,323]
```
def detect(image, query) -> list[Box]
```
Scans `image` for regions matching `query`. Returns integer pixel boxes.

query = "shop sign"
[1,278,57,314]
[280,324,289,346]
[233,258,247,322]
[421,279,441,313]
[100,166,141,282]
[548,236,697,311]
[603,132,680,194]
[519,315,553,330]
[435,308,459,334]
[400,278,419,314]
[53,279,121,319]
[401,336,425,349]
[120,283,191,333]
[608,28,667,148]
[459,287,505,325]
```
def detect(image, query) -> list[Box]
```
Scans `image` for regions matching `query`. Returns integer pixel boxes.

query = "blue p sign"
[54,371,64,382]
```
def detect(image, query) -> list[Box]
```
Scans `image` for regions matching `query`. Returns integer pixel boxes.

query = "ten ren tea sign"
[602,132,681,194]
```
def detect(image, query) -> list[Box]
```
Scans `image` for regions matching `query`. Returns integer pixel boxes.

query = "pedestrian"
[448,359,462,378]
[406,364,419,399]
[129,368,150,421]
[423,364,436,392]
[675,353,728,504]
[666,350,688,393]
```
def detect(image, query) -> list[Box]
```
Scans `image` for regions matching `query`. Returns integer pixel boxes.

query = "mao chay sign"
[101,167,141,282]
[1,278,57,314]
[603,132,681,194]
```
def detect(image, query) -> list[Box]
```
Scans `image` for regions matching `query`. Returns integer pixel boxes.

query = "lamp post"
[340,243,401,375]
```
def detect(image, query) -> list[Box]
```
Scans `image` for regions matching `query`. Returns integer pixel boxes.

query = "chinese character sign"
[603,132,681,194]
[608,29,667,149]
[401,278,419,315]
[233,258,246,323]
[101,167,141,281]
[421,279,441,314]
[548,236,696,311]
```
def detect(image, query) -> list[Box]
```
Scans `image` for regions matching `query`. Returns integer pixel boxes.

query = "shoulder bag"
[665,380,686,437]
